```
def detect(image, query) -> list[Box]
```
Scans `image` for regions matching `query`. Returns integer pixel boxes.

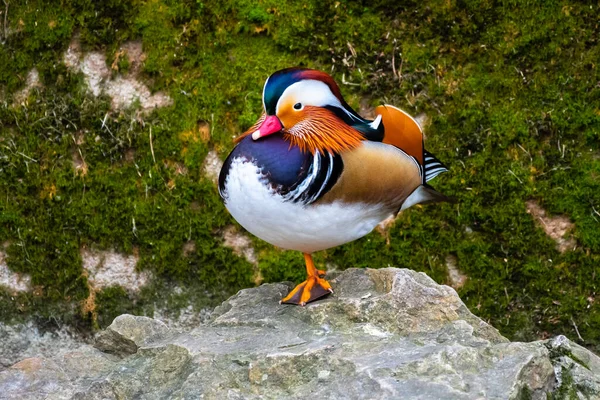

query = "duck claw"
[281,276,332,305]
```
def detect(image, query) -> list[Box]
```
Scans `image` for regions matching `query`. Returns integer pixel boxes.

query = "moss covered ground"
[0,0,599,351]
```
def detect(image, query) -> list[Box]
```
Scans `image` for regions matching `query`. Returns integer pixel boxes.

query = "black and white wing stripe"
[282,151,343,205]
[423,150,448,182]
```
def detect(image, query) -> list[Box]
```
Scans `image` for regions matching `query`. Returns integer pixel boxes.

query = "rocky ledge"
[1,268,599,399]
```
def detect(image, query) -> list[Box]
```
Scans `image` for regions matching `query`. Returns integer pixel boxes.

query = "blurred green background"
[0,0,598,352]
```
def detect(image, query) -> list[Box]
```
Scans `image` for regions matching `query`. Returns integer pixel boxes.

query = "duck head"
[241,68,382,154]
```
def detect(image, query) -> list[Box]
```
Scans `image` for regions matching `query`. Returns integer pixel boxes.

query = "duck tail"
[423,150,448,183]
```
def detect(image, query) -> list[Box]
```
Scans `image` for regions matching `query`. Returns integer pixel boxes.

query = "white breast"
[222,158,393,253]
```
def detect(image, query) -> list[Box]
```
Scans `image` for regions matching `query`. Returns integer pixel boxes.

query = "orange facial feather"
[283,107,364,155]
[235,107,363,155]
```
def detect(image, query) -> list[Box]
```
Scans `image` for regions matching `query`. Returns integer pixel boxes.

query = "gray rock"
[0,309,209,370]
[1,268,599,399]
[545,335,600,397]
[0,357,74,400]
[0,321,94,371]
[94,315,172,357]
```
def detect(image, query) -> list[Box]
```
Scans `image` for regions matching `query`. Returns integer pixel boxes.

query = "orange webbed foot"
[280,253,333,306]
[280,275,333,306]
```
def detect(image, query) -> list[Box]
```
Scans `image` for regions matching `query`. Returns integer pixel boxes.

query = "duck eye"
[293,102,303,110]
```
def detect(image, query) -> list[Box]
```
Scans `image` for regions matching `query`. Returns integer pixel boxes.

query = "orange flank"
[317,141,422,207]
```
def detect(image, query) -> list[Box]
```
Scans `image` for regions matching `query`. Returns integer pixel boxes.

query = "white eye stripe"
[262,75,270,111]
[276,80,342,114]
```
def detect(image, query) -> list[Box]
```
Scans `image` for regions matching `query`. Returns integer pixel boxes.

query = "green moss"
[0,0,599,351]
[548,367,579,400]
[94,286,142,328]
[517,386,532,400]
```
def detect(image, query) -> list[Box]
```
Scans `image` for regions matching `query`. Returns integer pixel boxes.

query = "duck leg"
[281,253,333,306]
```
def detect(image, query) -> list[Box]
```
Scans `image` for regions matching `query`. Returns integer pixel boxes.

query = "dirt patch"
[63,37,172,112]
[81,248,150,293]
[105,76,172,111]
[202,150,223,184]
[375,215,396,245]
[182,241,196,257]
[222,226,257,265]
[80,52,110,97]
[80,247,150,324]
[526,200,576,253]
[445,255,467,289]
[13,68,42,105]
[222,225,262,285]
[0,251,31,294]
[197,120,211,143]
[63,35,82,69]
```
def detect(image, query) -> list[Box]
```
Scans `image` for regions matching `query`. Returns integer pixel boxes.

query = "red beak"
[252,115,283,140]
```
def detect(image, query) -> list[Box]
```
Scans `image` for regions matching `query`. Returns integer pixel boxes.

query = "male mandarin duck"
[219,67,449,306]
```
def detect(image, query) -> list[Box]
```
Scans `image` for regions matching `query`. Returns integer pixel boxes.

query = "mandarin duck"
[219,67,448,306]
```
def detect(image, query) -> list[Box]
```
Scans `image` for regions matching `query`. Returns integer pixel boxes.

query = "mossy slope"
[0,1,599,351]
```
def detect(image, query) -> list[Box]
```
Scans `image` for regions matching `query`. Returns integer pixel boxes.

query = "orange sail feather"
[375,105,424,165]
